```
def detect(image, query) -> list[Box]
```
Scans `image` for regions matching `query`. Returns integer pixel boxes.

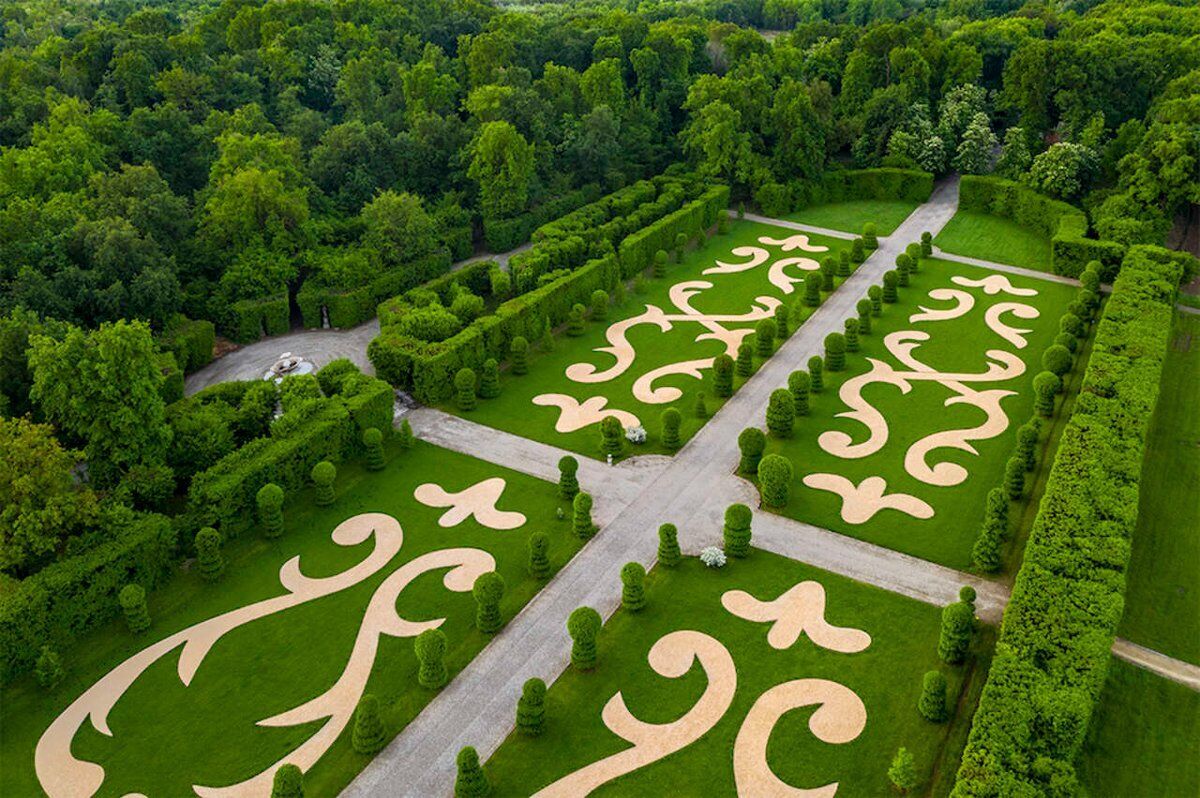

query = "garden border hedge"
[753,168,934,219]
[227,292,290,343]
[296,249,452,330]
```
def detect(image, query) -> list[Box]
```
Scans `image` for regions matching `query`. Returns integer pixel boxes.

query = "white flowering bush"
[700,546,726,568]
[625,425,646,444]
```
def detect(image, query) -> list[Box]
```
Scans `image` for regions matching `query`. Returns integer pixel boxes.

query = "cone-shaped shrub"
[352,694,387,754]
[653,249,668,277]
[788,370,811,415]
[972,516,1004,573]
[661,408,682,450]
[938,600,975,664]
[713,354,734,397]
[195,527,224,582]
[398,419,414,449]
[882,271,899,303]
[271,764,304,798]
[755,319,776,357]
[540,324,555,352]
[257,483,284,539]
[568,607,602,670]
[1016,419,1041,470]
[567,303,586,336]
[573,492,595,539]
[863,223,878,249]
[455,747,489,797]
[868,285,882,314]
[918,671,948,722]
[528,531,551,579]
[517,678,546,736]
[736,343,753,377]
[766,389,795,438]
[759,454,793,508]
[363,427,385,470]
[119,584,150,634]
[1033,371,1060,417]
[479,358,500,399]
[723,503,752,558]
[808,356,824,392]
[844,318,860,351]
[837,249,851,277]
[473,571,505,633]
[558,455,579,500]
[599,416,623,457]
[658,523,681,566]
[510,336,529,375]
[621,562,647,611]
[824,333,846,371]
[1003,455,1025,500]
[738,427,766,474]
[773,305,789,341]
[856,299,872,334]
[591,289,609,321]
[693,391,708,418]
[455,368,477,410]
[888,748,918,793]
[311,461,336,506]
[851,237,865,262]
[804,274,822,307]
[415,628,448,689]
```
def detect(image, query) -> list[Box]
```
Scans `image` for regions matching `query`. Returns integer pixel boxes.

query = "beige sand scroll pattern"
[802,474,934,524]
[721,582,871,653]
[413,477,527,530]
[531,394,641,433]
[705,245,770,275]
[903,387,1016,487]
[193,547,496,798]
[950,274,1039,297]
[757,234,829,253]
[984,302,1040,349]
[908,288,975,324]
[35,513,406,798]
[564,305,673,384]
[531,631,737,798]
[733,679,868,798]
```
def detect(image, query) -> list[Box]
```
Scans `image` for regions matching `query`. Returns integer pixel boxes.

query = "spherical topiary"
[455,746,489,797]
[693,391,708,419]
[758,454,794,508]
[844,318,860,352]
[959,585,977,606]
[1055,331,1078,353]
[479,358,500,399]
[1059,312,1083,340]
[1079,263,1101,293]
[774,304,789,341]
[352,694,387,754]
[510,336,529,375]
[517,678,547,736]
[415,628,448,689]
[863,223,878,249]
[528,531,551,579]
[661,407,682,450]
[1041,344,1072,377]
[573,492,595,539]
[723,503,752,558]
[837,249,851,277]
[398,419,414,449]
[882,271,899,303]
[868,285,883,314]
[34,646,64,689]
[851,237,865,263]
[938,600,975,665]
[621,562,647,611]
[473,571,506,633]
[713,354,734,397]
[1033,371,1061,417]
[558,455,579,500]
[363,427,385,470]
[738,427,766,474]
[804,274,822,307]
[824,333,846,371]
[311,460,336,506]
[788,370,811,415]
[257,482,284,539]
[1003,455,1025,500]
[808,356,824,392]
[755,319,777,357]
[856,299,873,334]
[567,303,587,336]
[455,368,477,410]
[766,389,795,438]
[918,671,948,722]
[654,249,669,277]
[591,289,609,321]
[599,415,623,457]
[736,343,753,377]
[195,527,224,582]
[568,606,602,670]
[119,584,151,634]
[271,764,304,798]
[658,523,681,567]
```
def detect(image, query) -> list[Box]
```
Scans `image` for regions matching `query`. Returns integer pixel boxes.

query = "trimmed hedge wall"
[952,245,1182,796]
[618,185,730,278]
[159,314,215,373]
[297,249,452,330]
[0,507,176,683]
[754,168,933,219]
[227,292,290,343]
[482,184,603,253]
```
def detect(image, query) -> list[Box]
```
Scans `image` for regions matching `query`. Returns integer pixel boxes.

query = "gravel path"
[734,210,859,240]
[930,248,1082,286]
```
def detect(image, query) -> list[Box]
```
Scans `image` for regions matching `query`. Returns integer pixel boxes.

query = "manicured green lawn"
[1118,312,1200,664]
[1076,659,1200,797]
[760,258,1076,570]
[934,211,1052,271]
[485,552,987,795]
[786,199,919,236]
[443,220,853,460]
[0,440,579,798]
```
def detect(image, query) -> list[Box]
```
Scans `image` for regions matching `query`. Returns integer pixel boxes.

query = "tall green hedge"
[159,314,215,373]
[297,249,452,329]
[482,184,603,252]
[951,245,1182,796]
[617,185,729,277]
[754,168,933,218]
[228,292,290,343]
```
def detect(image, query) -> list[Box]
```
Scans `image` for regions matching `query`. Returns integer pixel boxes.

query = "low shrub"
[517,678,547,736]
[528,532,551,579]
[473,571,505,633]
[573,493,595,539]
[311,461,336,506]
[723,503,752,558]
[658,524,681,567]
[352,695,387,755]
[568,606,602,670]
[621,562,647,611]
[738,427,766,474]
[415,628,448,689]
[758,454,793,508]
[119,584,150,634]
[558,456,580,500]
[766,389,795,438]
[918,671,948,722]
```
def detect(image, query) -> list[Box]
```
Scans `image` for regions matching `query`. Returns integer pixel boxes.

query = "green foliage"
[844,318,860,352]
[510,337,529,375]
[713,354,734,398]
[938,601,974,665]
[804,273,822,307]
[836,250,851,278]
[590,290,609,321]
[754,319,776,357]
[528,532,551,580]
[889,747,918,793]
[598,416,623,457]
[1033,371,1061,417]
[856,299,873,334]
[363,427,385,471]
[352,694,387,755]
[736,343,753,378]
[517,678,547,736]
[479,358,500,400]
[621,562,647,611]
[738,427,766,475]
[573,492,595,539]
[766,389,795,438]
[567,304,586,337]
[415,628,448,689]
[820,257,835,291]
[920,231,933,257]
[808,356,824,392]
[693,391,708,419]
[863,223,878,249]
[195,527,224,582]
[851,238,865,263]
[661,408,682,451]
[311,461,336,507]
[271,764,304,798]
[473,571,505,633]
[824,333,846,371]
[758,454,793,509]
[895,253,912,286]
[1042,344,1072,377]
[788,370,811,415]
[119,583,151,634]
[918,671,948,722]
[34,646,64,690]
[657,524,681,567]
[568,606,602,670]
[256,483,285,539]
[455,368,478,411]
[454,746,490,797]
[558,456,579,500]
[773,304,789,341]
[723,503,752,558]
[1003,456,1025,500]
[653,249,668,278]
[882,271,899,303]
[868,285,883,315]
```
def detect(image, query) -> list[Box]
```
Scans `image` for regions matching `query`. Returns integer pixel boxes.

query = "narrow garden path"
[735,210,859,240]
[931,249,1082,286]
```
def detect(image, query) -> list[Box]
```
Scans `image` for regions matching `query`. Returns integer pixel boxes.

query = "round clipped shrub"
[938,600,975,665]
[621,562,647,611]
[1055,331,1078,353]
[567,303,587,336]
[1003,455,1025,500]
[766,389,795,438]
[568,606,602,670]
[808,356,824,392]
[558,455,579,500]
[352,694,387,754]
[824,333,846,371]
[1033,371,1061,417]
[844,318,860,352]
[856,299,873,334]
[455,746,489,797]
[473,571,505,633]
[758,454,793,508]
[257,483,284,539]
[311,461,336,506]
[540,323,555,352]
[837,249,851,277]
[658,523,681,567]
[195,527,224,582]
[713,354,734,398]
[755,319,777,357]
[119,584,151,634]
[454,367,477,410]
[479,358,500,399]
[895,253,913,286]
[868,285,883,314]
[661,407,682,450]
[591,289,609,321]
[653,249,668,277]
[906,242,922,267]
[271,764,304,798]
[804,274,822,307]
[1077,288,1098,313]
[599,416,623,457]
[398,419,414,449]
[918,671,948,722]
[1041,344,1072,377]
[517,677,546,736]
[415,628,448,689]
[820,258,835,290]
[920,231,933,257]
[1079,263,1101,293]
[863,223,878,249]
[573,492,595,539]
[850,237,865,263]
[528,531,551,579]
[960,585,977,606]
[509,336,529,375]
[736,343,753,377]
[882,271,899,303]
[788,370,811,415]
[363,427,385,470]
[693,391,708,419]
[774,304,789,341]
[738,427,766,474]
[1060,312,1083,340]
[34,646,65,689]
[723,503,752,558]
